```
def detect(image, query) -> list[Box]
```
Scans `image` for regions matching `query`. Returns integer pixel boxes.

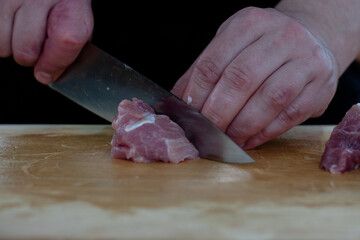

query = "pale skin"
[0,0,93,83]
[1,0,360,149]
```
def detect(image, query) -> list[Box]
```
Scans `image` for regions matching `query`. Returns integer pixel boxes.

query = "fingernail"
[187,95,192,104]
[35,71,52,84]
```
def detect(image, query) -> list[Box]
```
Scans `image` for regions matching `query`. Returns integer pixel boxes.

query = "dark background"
[1,1,359,124]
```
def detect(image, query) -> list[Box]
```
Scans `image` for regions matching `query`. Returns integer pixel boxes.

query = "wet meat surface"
[320,104,360,174]
[111,98,199,163]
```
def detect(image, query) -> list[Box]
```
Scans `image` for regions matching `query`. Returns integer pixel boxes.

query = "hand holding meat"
[172,1,360,149]
[0,0,93,84]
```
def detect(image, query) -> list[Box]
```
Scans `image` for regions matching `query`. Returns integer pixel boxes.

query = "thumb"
[34,0,93,84]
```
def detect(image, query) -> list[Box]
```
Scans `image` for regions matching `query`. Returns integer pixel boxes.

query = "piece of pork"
[111,98,199,163]
[320,103,360,174]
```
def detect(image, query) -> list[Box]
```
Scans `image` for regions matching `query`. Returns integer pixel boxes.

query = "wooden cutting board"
[0,124,359,239]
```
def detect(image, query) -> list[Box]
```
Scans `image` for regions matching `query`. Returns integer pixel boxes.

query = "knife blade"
[49,43,254,164]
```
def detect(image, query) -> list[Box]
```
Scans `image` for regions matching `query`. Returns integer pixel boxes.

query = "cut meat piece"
[320,103,360,174]
[111,98,199,163]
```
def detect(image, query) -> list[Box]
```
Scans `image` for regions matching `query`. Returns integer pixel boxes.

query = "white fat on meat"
[125,113,155,132]
[111,98,199,163]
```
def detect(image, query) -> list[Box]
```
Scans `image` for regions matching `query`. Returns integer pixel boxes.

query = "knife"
[49,43,254,164]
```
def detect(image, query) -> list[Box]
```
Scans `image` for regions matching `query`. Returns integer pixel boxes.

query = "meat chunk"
[320,103,360,174]
[111,98,199,163]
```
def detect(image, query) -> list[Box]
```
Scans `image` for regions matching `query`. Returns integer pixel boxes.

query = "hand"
[172,7,338,149]
[0,0,94,84]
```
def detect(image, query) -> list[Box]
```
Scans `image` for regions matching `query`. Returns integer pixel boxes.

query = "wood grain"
[0,125,359,239]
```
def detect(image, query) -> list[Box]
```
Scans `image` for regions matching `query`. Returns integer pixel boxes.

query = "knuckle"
[49,3,93,50]
[241,7,269,22]
[257,128,276,143]
[58,31,88,49]
[284,20,307,39]
[1,0,22,12]
[312,107,326,118]
[227,125,248,140]
[192,57,221,89]
[310,46,335,77]
[202,108,227,131]
[274,22,303,46]
[222,64,253,92]
[216,18,231,35]
[271,20,309,50]
[227,120,260,140]
[230,7,270,30]
[265,86,293,109]
[12,42,41,66]
[312,101,331,118]
[279,104,304,125]
[324,77,338,96]
[13,50,37,66]
[13,53,31,66]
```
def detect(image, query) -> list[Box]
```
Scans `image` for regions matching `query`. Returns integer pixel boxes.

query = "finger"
[200,35,292,131]
[34,0,93,84]
[226,59,315,146]
[12,0,56,66]
[0,0,22,57]
[179,10,266,110]
[171,64,193,101]
[170,10,236,101]
[242,77,334,149]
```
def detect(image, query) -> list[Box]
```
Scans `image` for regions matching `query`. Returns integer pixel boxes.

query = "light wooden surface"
[0,124,359,239]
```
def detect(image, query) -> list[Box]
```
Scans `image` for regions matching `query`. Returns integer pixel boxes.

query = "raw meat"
[111,98,199,163]
[320,103,360,174]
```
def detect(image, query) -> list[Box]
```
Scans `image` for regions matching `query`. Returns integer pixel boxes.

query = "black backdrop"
[1,1,359,124]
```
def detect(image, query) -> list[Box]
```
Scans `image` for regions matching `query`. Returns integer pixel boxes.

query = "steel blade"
[50,43,254,164]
